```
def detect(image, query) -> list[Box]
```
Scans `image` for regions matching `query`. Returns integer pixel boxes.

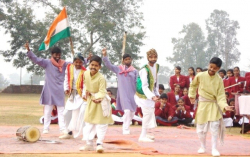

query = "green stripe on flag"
[39,27,71,51]
[111,103,116,110]
[39,42,46,51]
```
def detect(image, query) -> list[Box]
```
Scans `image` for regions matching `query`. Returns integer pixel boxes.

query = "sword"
[121,31,127,63]
[224,81,245,90]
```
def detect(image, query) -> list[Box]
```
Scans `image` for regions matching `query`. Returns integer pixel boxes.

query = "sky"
[1,0,250,83]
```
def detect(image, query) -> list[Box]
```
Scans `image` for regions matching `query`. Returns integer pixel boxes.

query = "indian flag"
[39,7,70,51]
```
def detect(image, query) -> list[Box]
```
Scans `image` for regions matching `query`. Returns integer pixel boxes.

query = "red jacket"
[167,91,183,107]
[245,72,250,78]
[186,75,195,88]
[223,111,232,118]
[155,102,174,119]
[111,98,124,116]
[182,95,194,111]
[245,75,250,92]
[172,105,192,119]
[169,75,187,91]
[228,76,245,96]
[135,107,143,118]
[111,98,116,104]
[223,78,229,90]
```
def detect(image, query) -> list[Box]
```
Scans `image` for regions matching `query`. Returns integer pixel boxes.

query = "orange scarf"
[67,64,86,96]
[50,57,66,73]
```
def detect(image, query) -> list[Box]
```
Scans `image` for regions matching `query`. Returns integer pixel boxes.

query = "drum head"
[25,126,40,142]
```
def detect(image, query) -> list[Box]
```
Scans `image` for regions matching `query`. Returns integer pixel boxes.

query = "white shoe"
[212,149,220,156]
[138,137,154,142]
[43,129,49,134]
[96,145,104,153]
[123,130,130,135]
[59,134,73,139]
[79,144,94,151]
[60,130,68,135]
[146,135,154,140]
[197,147,206,154]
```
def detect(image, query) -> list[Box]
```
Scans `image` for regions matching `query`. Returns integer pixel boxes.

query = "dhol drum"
[16,126,40,142]
[238,95,250,115]
[235,93,250,115]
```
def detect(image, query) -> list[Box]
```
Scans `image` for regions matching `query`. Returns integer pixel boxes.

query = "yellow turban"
[147,49,158,58]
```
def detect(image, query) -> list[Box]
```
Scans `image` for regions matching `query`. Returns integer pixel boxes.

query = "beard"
[149,60,156,64]
[53,57,60,62]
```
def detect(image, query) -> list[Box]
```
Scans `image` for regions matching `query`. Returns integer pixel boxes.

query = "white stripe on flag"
[52,18,70,37]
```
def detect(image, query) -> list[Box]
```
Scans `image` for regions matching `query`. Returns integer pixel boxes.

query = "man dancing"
[25,42,67,135]
[134,49,160,142]
[102,48,138,134]
[60,53,87,139]
[189,57,234,156]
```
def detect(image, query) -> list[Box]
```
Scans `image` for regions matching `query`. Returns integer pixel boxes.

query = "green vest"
[136,64,159,99]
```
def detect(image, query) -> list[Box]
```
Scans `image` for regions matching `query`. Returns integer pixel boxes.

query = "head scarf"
[147,49,158,58]
[74,52,85,63]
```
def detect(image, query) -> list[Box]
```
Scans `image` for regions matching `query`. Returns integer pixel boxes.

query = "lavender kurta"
[27,51,69,106]
[103,56,138,112]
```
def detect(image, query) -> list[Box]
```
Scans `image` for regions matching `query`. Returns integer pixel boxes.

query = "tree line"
[0,0,241,84]
[167,10,240,74]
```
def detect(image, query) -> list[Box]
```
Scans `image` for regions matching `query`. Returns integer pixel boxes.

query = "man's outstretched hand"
[87,52,93,61]
[102,48,107,56]
[24,41,30,51]
[225,106,234,112]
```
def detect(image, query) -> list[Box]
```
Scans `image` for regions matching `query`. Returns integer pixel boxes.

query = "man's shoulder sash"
[135,64,159,99]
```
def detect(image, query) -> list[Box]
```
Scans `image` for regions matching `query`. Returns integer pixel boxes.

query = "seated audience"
[158,84,165,95]
[155,93,178,126]
[167,84,183,106]
[172,98,193,126]
[107,90,124,125]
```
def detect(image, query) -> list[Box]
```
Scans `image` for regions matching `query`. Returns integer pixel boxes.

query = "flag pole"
[69,37,75,56]
[121,31,127,64]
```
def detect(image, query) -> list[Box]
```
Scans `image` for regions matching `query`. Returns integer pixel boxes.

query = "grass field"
[0,93,249,136]
[0,93,249,157]
[0,93,44,126]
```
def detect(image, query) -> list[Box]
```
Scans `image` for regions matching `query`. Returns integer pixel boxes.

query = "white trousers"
[133,115,142,122]
[122,109,135,133]
[63,109,80,131]
[44,105,65,131]
[112,114,123,122]
[239,116,250,125]
[83,122,108,145]
[196,120,219,150]
[141,106,157,129]
[223,118,233,127]
[112,113,142,123]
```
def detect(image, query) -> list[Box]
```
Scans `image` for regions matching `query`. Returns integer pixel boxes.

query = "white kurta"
[134,63,159,130]
[64,67,84,110]
[63,67,86,137]
[134,63,159,108]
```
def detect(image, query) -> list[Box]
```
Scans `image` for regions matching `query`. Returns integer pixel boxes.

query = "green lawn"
[0,93,43,125]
